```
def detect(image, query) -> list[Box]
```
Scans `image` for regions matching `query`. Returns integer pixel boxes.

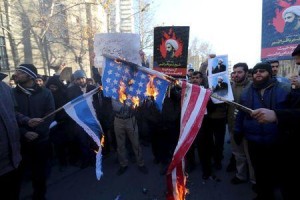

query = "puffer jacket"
[234,80,291,144]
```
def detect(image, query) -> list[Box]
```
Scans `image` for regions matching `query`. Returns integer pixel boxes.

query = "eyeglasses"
[253,69,267,74]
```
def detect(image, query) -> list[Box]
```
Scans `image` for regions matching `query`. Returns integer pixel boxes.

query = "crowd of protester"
[1,45,300,200]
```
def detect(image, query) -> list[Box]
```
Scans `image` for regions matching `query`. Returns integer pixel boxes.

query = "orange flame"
[100,135,105,147]
[131,96,140,108]
[146,75,159,99]
[118,81,127,103]
[177,176,188,200]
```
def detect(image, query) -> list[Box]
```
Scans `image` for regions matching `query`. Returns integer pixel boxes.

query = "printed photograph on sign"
[208,55,228,76]
[153,26,189,77]
[261,0,300,61]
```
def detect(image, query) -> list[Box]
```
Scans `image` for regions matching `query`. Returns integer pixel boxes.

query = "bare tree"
[188,37,213,70]
[1,0,111,75]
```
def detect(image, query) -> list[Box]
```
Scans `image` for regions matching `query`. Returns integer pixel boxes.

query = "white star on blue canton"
[138,82,143,87]
[126,101,131,107]
[129,86,134,92]
[136,89,141,95]
[117,65,122,71]
[141,74,146,79]
[105,86,109,92]
[156,80,162,85]
[112,88,117,93]
[106,78,111,83]
[122,76,128,81]
[108,70,113,75]
[125,68,129,73]
[113,79,118,85]
[110,62,115,66]
[115,72,120,77]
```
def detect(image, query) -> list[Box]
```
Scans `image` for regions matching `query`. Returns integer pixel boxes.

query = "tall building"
[109,0,134,33]
[0,0,107,77]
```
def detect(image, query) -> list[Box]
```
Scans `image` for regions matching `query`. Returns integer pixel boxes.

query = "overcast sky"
[152,0,262,69]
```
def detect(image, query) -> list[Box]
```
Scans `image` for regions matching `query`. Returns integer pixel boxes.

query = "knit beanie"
[73,70,86,79]
[17,64,37,79]
[252,62,272,75]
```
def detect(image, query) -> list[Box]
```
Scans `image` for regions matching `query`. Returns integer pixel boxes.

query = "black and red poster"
[153,26,190,77]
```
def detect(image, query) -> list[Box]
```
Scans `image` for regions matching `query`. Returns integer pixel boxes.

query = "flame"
[114,59,122,64]
[128,79,134,85]
[99,85,103,90]
[94,135,105,154]
[131,96,140,108]
[118,81,127,103]
[101,135,105,147]
[177,175,188,200]
[146,75,159,99]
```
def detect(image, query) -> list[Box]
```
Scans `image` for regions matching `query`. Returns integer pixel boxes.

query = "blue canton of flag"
[102,57,169,110]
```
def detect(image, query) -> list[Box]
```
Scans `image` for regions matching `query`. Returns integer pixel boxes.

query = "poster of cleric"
[153,26,189,77]
[208,55,234,104]
[261,0,300,61]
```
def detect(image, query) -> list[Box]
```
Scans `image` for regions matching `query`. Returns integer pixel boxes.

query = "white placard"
[94,33,141,68]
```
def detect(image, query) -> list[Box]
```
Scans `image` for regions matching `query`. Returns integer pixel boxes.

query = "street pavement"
[20,133,259,200]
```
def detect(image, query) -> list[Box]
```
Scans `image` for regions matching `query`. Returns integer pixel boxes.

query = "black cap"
[292,44,300,56]
[252,62,272,75]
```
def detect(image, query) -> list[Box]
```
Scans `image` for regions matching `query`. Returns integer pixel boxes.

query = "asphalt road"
[20,133,258,200]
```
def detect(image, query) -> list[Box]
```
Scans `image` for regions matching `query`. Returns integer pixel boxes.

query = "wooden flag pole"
[211,94,253,114]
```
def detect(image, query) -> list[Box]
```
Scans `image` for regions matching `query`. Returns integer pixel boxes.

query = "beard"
[166,50,174,59]
[284,19,299,32]
[253,75,270,85]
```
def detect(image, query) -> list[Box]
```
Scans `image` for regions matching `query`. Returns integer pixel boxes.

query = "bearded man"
[234,62,291,200]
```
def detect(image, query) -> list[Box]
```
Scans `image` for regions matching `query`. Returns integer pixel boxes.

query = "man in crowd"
[13,64,55,200]
[269,60,290,85]
[227,63,255,187]
[234,62,291,200]
[290,44,300,89]
[245,44,300,199]
[67,70,100,168]
[112,95,148,175]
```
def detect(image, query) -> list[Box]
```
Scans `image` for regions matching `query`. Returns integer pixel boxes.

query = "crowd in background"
[1,45,300,200]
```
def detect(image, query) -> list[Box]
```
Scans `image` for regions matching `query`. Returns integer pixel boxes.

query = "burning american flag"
[102,57,170,110]
[166,81,211,200]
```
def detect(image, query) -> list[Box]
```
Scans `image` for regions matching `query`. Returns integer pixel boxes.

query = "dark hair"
[233,62,248,72]
[269,60,279,64]
[192,71,203,77]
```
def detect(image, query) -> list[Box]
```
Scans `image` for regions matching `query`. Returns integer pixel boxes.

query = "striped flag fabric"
[63,87,104,180]
[166,81,211,200]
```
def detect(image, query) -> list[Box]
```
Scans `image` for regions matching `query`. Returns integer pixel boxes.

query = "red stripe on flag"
[180,82,200,130]
[166,81,211,200]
